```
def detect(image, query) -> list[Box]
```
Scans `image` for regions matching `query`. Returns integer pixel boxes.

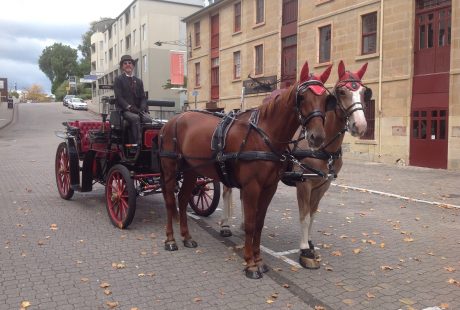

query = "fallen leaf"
[80,277,89,282]
[325,266,333,271]
[130,308,139,310]
[367,239,377,245]
[342,299,354,305]
[271,293,279,299]
[37,240,45,246]
[366,292,375,299]
[380,243,385,249]
[447,278,460,287]
[266,299,274,304]
[314,306,326,310]
[193,297,202,303]
[106,301,119,308]
[104,289,112,295]
[404,237,415,242]
[444,266,455,272]
[380,265,394,271]
[100,282,110,288]
[112,262,126,269]
[399,298,415,305]
[282,283,290,288]
[20,301,31,309]
[331,251,342,256]
[290,266,299,272]
[50,224,58,231]
[439,303,449,309]
[353,248,362,254]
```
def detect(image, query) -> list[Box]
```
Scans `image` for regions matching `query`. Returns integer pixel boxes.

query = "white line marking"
[332,183,460,209]
[186,212,201,220]
[260,245,302,268]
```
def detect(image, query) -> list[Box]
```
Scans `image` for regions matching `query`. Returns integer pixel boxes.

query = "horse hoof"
[299,256,320,269]
[258,263,269,273]
[164,241,178,251]
[183,239,198,248]
[245,267,263,279]
[220,228,232,237]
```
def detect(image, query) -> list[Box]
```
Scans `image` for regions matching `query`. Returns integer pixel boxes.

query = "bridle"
[333,73,372,120]
[295,78,329,128]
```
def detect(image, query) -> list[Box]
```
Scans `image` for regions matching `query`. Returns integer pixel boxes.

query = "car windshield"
[72,98,84,102]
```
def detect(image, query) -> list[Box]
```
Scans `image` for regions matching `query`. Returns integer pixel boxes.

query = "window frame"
[318,24,332,64]
[361,12,378,55]
[254,44,264,75]
[194,21,201,48]
[233,51,241,79]
[255,0,265,25]
[195,62,201,87]
[234,2,242,33]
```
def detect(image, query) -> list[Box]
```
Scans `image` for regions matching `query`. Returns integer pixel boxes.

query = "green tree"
[38,43,78,94]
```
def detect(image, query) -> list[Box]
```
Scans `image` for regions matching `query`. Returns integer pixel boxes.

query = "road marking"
[332,183,460,209]
[260,245,302,268]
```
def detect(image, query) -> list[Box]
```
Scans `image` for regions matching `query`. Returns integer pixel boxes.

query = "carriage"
[54,95,220,229]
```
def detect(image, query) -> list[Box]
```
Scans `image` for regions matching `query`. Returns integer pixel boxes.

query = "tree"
[26,84,47,102]
[38,43,78,94]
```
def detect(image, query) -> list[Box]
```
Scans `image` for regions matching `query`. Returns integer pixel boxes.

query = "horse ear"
[356,62,368,79]
[320,64,333,83]
[338,60,346,79]
[299,61,310,83]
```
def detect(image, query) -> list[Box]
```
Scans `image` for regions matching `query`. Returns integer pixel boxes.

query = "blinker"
[326,95,337,111]
[364,87,373,102]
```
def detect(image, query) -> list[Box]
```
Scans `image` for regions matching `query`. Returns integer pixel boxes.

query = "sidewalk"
[336,157,460,208]
[0,101,14,129]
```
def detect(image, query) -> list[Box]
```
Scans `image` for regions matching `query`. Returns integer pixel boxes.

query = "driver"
[113,55,152,147]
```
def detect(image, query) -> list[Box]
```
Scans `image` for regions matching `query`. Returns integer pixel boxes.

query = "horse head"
[296,61,333,148]
[331,60,369,137]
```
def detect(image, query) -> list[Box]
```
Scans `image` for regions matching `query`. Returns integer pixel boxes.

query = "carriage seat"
[68,120,108,153]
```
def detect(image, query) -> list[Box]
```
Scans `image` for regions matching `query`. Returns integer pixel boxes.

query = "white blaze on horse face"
[348,86,368,137]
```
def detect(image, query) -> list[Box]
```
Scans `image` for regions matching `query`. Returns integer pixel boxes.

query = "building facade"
[90,0,202,119]
[183,0,460,170]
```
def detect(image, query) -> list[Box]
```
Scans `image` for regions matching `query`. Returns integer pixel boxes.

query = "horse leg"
[219,186,233,237]
[161,159,179,251]
[178,171,198,248]
[252,184,277,275]
[296,182,320,269]
[240,184,262,279]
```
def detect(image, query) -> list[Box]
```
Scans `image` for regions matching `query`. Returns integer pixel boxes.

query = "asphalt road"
[0,102,458,310]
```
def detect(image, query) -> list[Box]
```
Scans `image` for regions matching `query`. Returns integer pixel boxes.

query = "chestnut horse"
[219,61,370,270]
[158,61,332,279]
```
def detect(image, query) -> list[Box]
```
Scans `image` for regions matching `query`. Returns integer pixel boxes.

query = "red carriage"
[54,96,220,229]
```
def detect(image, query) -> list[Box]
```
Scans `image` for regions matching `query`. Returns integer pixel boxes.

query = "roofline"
[182,0,227,23]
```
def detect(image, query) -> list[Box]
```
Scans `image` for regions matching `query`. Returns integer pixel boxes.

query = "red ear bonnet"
[356,62,368,80]
[299,61,310,84]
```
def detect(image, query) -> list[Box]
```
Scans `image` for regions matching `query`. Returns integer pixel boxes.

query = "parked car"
[68,98,88,110]
[63,95,75,107]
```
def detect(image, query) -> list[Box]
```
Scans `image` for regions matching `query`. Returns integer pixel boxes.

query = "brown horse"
[294,60,369,268]
[158,61,332,279]
[219,61,370,270]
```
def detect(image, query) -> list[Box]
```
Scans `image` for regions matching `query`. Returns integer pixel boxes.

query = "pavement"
[0,102,459,310]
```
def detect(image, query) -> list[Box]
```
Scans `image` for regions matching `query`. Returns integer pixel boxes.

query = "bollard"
[7,99,13,109]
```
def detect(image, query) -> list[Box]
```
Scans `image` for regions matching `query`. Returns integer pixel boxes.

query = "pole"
[194,96,197,110]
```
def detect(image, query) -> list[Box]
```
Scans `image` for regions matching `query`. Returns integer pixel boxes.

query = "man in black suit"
[113,54,152,146]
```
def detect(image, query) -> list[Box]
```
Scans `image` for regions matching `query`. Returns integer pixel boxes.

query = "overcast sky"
[0,0,135,94]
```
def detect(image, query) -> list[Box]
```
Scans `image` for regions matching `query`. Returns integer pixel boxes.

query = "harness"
[158,79,329,188]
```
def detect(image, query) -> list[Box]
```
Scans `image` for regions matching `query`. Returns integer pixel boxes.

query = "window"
[255,44,263,75]
[104,51,107,64]
[108,28,112,40]
[120,17,123,30]
[234,2,241,32]
[256,0,265,24]
[142,24,147,41]
[233,51,241,79]
[361,99,375,140]
[104,33,107,42]
[99,40,103,51]
[125,11,130,25]
[109,48,113,61]
[120,39,123,54]
[194,21,201,47]
[114,44,117,58]
[319,25,331,63]
[362,12,377,54]
[195,63,201,87]
[113,23,117,35]
[125,34,131,50]
[282,0,298,25]
[133,29,136,46]
[143,55,147,72]
[132,5,136,19]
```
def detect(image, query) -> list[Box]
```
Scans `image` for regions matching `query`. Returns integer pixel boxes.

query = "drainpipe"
[378,0,384,159]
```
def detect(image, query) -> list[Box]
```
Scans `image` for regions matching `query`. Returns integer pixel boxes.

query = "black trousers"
[122,111,153,145]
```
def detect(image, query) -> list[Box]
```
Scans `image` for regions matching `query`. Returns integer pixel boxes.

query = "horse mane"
[258,82,298,120]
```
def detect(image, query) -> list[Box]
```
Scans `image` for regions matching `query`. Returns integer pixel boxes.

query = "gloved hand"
[129,105,141,114]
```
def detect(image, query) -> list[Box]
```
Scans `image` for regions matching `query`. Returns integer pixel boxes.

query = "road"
[0,102,459,310]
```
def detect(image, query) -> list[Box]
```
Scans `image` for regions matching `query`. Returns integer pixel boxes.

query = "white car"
[68,98,88,110]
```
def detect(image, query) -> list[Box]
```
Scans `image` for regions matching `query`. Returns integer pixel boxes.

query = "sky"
[0,0,134,94]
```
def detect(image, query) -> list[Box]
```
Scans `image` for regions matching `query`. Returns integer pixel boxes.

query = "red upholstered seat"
[68,120,109,153]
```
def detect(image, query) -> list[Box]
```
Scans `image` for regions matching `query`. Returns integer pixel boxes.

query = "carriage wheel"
[188,177,220,217]
[55,142,74,200]
[105,164,136,229]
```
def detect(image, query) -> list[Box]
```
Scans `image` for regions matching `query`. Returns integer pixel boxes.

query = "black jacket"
[113,74,147,112]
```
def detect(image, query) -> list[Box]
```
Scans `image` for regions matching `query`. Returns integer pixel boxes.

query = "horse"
[218,61,370,270]
[158,61,333,279]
